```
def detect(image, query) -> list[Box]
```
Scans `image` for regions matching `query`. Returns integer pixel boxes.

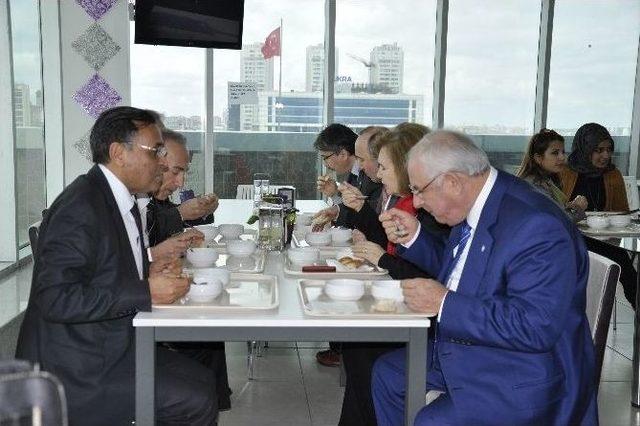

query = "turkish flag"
[261,27,280,59]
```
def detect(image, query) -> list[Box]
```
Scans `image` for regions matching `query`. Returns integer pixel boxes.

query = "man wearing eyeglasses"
[140,129,219,252]
[16,107,218,425]
[139,128,232,412]
[313,123,383,230]
[371,131,596,425]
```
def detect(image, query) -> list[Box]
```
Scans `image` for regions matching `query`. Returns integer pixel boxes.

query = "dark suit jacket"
[16,165,152,425]
[147,197,214,247]
[335,170,382,228]
[400,171,597,424]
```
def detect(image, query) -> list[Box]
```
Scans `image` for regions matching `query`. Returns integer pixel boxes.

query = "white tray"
[185,249,266,274]
[154,273,278,310]
[284,254,387,278]
[578,223,640,238]
[297,279,432,318]
[291,232,351,253]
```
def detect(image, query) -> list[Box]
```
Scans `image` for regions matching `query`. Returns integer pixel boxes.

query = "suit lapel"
[87,165,141,280]
[454,171,508,296]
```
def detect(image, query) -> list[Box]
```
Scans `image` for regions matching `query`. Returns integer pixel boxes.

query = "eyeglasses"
[320,152,338,161]
[409,173,442,196]
[131,142,168,158]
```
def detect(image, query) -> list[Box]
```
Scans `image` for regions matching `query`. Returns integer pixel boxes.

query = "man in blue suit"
[373,130,597,425]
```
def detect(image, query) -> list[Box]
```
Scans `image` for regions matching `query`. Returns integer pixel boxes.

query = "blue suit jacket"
[399,171,597,425]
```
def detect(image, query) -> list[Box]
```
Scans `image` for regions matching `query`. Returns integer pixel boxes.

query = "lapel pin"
[481,245,485,252]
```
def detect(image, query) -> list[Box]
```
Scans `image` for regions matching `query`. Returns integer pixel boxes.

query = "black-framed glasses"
[320,151,338,161]
[409,173,442,196]
[131,142,168,158]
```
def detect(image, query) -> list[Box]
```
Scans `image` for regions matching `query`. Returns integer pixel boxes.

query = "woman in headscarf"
[560,122,636,308]
[560,122,628,211]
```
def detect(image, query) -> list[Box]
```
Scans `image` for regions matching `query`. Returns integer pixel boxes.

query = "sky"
[9,0,640,134]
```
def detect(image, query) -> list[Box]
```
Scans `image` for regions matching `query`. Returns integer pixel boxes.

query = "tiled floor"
[2,262,640,425]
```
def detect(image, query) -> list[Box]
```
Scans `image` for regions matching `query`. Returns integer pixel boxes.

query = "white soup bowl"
[186,247,219,268]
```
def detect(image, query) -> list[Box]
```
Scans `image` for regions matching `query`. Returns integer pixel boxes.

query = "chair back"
[236,185,254,200]
[28,222,41,258]
[235,185,291,200]
[586,251,620,386]
[0,360,68,426]
[623,176,639,211]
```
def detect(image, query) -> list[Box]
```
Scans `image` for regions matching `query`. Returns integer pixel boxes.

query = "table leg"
[136,327,155,425]
[405,328,428,426]
[633,261,640,406]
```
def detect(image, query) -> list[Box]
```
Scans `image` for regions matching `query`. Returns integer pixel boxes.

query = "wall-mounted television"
[134,0,245,49]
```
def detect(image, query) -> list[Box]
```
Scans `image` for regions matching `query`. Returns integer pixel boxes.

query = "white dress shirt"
[136,194,152,249]
[98,165,144,279]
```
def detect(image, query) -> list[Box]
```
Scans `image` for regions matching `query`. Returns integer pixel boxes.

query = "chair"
[0,360,68,425]
[236,185,254,200]
[235,185,292,200]
[28,221,41,258]
[623,176,639,211]
[586,251,620,386]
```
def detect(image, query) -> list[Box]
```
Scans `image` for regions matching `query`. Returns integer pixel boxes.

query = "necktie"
[146,199,157,247]
[442,220,472,286]
[130,203,150,278]
[432,220,473,370]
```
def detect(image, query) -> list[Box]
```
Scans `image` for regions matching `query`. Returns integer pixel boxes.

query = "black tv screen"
[134,0,245,49]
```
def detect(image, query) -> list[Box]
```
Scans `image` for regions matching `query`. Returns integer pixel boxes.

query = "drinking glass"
[253,173,269,205]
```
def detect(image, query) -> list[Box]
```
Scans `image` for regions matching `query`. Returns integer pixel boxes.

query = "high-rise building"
[305,44,339,92]
[369,42,404,94]
[254,91,423,133]
[31,89,44,126]
[239,42,275,130]
[13,84,31,127]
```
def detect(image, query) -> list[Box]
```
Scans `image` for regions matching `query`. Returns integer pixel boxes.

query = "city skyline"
[8,1,638,134]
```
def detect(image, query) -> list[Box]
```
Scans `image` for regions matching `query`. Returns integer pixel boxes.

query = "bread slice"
[338,256,365,269]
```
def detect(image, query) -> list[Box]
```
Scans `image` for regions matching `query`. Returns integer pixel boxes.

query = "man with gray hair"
[372,130,597,425]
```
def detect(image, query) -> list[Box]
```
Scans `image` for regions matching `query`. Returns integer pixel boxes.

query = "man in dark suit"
[313,124,383,229]
[143,128,232,411]
[311,124,384,368]
[374,130,597,425]
[142,128,218,249]
[16,107,218,425]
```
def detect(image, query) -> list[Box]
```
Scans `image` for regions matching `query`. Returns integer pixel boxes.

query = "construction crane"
[347,53,376,68]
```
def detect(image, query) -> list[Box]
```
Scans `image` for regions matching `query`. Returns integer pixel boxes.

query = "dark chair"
[586,251,621,386]
[28,209,47,259]
[28,222,41,258]
[0,360,68,426]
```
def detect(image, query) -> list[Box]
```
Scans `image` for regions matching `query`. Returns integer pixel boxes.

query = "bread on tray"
[338,256,366,269]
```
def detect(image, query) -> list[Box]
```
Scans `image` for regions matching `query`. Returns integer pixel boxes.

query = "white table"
[134,200,430,425]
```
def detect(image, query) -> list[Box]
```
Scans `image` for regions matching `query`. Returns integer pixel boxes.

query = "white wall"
[58,0,130,185]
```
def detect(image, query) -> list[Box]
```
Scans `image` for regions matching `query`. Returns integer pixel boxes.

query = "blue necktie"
[432,220,473,371]
[442,220,472,286]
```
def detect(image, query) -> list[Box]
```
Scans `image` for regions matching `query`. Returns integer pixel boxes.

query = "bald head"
[354,126,388,181]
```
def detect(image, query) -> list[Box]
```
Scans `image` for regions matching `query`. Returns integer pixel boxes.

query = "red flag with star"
[261,27,281,59]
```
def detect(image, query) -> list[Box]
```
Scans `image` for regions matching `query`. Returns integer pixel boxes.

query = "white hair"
[408,130,490,179]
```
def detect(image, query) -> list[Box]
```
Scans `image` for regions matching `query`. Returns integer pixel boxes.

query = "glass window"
[444,0,541,174]
[335,0,436,131]
[10,0,46,246]
[547,0,640,174]
[129,24,207,196]
[212,0,325,200]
